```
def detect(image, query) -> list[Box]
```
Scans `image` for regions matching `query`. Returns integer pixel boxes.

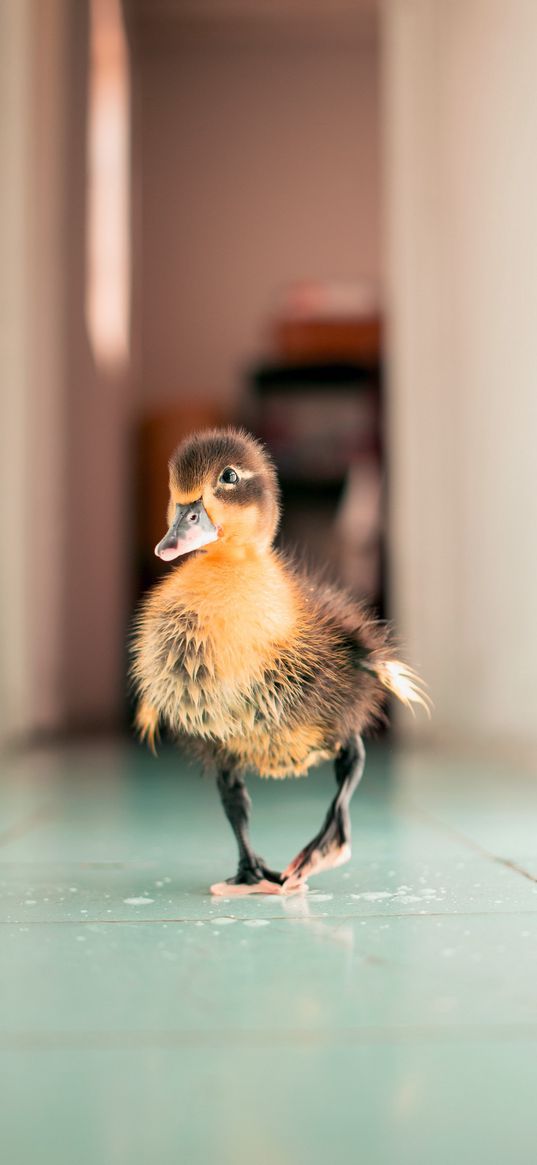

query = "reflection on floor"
[1,741,536,1165]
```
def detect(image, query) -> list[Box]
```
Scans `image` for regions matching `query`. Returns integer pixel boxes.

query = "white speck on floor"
[24,900,37,906]
[350,887,444,906]
[76,935,86,942]
[311,893,333,902]
[69,887,78,893]
[123,896,154,905]
[351,891,391,901]
[243,919,270,927]
[211,917,237,925]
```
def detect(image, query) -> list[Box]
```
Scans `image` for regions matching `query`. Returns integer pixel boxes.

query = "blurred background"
[1,0,537,762]
[4,11,537,1159]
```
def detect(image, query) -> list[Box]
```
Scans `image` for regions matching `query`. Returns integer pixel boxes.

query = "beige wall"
[60,1,132,729]
[383,0,537,754]
[0,0,133,742]
[0,0,68,739]
[138,32,381,407]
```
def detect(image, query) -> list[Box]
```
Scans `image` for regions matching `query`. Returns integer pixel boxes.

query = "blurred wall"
[61,0,132,731]
[136,27,381,406]
[0,0,67,739]
[0,0,132,744]
[383,0,537,754]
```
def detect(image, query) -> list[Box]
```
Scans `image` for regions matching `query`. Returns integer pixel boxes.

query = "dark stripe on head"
[169,427,278,498]
[213,476,265,505]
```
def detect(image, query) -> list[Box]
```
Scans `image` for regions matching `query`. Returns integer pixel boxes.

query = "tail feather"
[365,659,432,717]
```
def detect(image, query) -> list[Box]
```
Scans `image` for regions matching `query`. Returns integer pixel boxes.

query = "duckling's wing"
[291,562,431,717]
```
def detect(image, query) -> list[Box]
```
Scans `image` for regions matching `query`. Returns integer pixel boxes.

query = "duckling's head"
[155,428,280,561]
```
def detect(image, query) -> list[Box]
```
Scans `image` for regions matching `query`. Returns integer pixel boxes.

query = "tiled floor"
[1,740,536,1164]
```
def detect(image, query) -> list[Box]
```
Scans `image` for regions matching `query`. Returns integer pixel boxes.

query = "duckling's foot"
[210,858,306,897]
[282,734,365,887]
[211,879,282,896]
[282,832,351,886]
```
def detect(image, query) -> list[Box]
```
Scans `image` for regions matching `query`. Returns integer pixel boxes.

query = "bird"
[131,427,429,896]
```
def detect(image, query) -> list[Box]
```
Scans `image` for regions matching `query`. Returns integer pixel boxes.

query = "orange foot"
[210,877,307,897]
[210,858,307,897]
[282,839,351,887]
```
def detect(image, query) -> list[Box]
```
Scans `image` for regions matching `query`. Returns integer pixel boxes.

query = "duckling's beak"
[154,499,219,561]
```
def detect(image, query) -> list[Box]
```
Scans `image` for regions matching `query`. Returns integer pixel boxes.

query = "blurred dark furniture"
[248,354,384,611]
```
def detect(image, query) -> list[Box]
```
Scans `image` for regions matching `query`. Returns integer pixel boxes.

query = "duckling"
[131,427,428,896]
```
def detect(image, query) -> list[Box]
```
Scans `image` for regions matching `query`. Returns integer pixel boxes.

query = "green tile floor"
[1,741,536,1164]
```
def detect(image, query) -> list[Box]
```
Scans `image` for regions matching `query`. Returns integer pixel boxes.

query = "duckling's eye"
[219,467,239,485]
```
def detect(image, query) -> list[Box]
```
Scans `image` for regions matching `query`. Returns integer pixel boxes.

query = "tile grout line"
[403,801,537,885]
[2,908,537,926]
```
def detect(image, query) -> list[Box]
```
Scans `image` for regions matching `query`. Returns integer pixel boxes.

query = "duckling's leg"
[210,767,304,896]
[282,734,365,886]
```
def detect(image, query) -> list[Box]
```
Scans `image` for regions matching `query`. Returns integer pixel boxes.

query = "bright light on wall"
[86,0,130,369]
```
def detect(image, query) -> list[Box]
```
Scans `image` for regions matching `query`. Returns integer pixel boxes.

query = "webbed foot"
[210,857,307,897]
[282,818,351,886]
